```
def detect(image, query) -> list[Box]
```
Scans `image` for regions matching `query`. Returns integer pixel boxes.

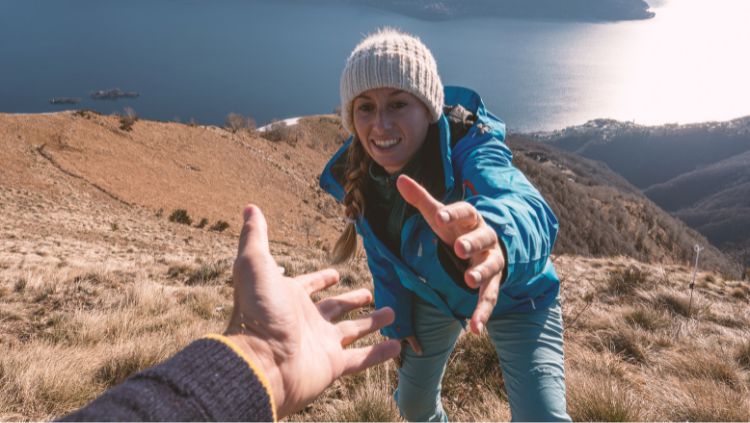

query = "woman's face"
[352,88,431,174]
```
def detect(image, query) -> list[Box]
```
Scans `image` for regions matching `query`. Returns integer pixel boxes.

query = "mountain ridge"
[528,116,750,268]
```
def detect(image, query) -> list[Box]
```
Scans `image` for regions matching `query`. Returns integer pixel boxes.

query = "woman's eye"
[391,101,407,110]
[356,103,374,113]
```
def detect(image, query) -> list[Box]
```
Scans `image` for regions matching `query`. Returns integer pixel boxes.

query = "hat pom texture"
[340,29,444,135]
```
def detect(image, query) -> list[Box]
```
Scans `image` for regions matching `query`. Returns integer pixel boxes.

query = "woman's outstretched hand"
[224,205,401,418]
[396,175,505,335]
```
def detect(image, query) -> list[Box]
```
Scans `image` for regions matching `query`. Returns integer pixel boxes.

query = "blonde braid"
[331,138,371,264]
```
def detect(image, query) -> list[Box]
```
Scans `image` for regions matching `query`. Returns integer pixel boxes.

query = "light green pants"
[395,296,570,422]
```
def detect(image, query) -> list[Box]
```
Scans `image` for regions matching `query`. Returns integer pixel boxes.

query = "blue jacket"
[319,86,560,339]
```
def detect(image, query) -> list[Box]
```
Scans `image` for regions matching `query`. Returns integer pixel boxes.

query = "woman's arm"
[456,134,559,290]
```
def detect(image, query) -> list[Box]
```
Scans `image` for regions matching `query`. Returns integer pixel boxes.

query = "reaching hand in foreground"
[224,205,401,418]
[397,175,505,335]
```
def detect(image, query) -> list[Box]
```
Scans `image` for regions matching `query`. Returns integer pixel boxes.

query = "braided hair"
[331,137,371,263]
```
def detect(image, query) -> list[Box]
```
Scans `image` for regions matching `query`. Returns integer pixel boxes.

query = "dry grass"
[657,380,750,422]
[1,124,748,421]
[604,265,650,296]
[0,261,227,420]
[736,340,750,369]
[623,306,672,331]
[566,371,644,421]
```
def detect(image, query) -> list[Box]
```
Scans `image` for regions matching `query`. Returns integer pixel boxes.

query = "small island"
[90,88,140,100]
[49,97,81,105]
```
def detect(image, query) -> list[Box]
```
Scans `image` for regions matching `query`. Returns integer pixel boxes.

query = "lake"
[1,0,748,131]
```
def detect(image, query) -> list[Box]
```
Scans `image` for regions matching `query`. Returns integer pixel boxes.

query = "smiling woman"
[319,28,570,421]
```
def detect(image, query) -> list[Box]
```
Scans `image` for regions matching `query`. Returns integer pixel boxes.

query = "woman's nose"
[373,109,392,131]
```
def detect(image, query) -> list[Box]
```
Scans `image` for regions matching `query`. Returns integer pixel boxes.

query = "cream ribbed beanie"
[340,28,444,135]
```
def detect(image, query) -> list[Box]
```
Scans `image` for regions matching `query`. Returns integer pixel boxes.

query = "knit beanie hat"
[340,28,444,135]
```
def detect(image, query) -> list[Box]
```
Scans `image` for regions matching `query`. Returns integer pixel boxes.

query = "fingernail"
[460,240,471,254]
[469,270,481,284]
[438,211,449,223]
[243,205,255,221]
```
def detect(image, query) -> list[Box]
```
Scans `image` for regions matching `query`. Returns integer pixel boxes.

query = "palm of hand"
[225,205,398,418]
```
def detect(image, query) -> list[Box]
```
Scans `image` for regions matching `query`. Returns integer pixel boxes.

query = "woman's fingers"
[337,307,395,346]
[317,288,373,321]
[436,202,479,231]
[464,248,505,288]
[342,340,402,376]
[454,224,498,259]
[396,175,443,226]
[295,269,340,296]
[470,273,502,335]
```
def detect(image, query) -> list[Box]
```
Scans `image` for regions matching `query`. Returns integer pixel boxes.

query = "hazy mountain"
[506,135,739,275]
[529,116,750,267]
[290,0,655,22]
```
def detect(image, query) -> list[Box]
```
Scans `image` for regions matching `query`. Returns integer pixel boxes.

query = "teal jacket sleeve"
[453,129,558,294]
[362,240,414,339]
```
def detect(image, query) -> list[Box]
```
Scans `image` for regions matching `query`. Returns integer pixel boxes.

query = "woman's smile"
[371,137,401,149]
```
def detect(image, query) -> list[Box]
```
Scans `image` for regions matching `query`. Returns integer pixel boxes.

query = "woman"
[319,28,570,422]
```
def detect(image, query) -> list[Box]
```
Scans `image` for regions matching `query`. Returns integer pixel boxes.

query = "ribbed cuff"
[142,336,275,421]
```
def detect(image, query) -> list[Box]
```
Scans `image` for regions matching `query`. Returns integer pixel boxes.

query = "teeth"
[373,138,399,148]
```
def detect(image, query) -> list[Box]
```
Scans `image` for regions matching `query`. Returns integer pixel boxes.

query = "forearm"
[59,335,275,422]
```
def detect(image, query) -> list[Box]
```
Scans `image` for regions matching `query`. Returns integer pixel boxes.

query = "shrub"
[224,113,256,133]
[597,328,649,363]
[118,107,138,131]
[261,120,295,144]
[323,385,399,422]
[209,220,229,232]
[166,264,191,280]
[73,109,99,119]
[736,340,750,369]
[567,374,643,422]
[14,278,27,293]
[168,209,192,226]
[656,292,698,318]
[195,218,208,229]
[730,287,747,300]
[185,260,230,286]
[606,265,649,296]
[623,307,671,331]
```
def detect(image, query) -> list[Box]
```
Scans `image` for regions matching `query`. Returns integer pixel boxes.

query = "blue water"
[1,0,748,131]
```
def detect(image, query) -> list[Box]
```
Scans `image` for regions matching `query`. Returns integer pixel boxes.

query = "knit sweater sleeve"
[59,335,276,422]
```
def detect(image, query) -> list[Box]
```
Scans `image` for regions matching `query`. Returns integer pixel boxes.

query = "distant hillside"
[506,135,739,276]
[291,0,654,21]
[390,0,654,21]
[529,117,750,268]
[0,110,739,276]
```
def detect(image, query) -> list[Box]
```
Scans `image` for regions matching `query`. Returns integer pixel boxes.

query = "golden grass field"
[1,112,748,421]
